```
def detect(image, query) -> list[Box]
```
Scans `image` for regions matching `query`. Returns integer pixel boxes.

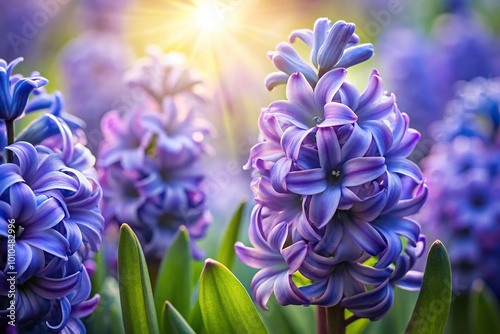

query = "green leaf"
[199,259,268,334]
[217,201,246,270]
[154,227,193,325]
[86,277,125,334]
[406,240,452,334]
[188,299,205,334]
[91,246,107,295]
[258,295,314,334]
[346,308,369,334]
[469,279,500,334]
[162,301,196,334]
[118,224,159,334]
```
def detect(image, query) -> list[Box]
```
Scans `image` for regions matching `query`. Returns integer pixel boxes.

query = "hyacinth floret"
[265,18,374,90]
[99,49,212,261]
[0,58,48,121]
[237,18,427,321]
[420,77,500,298]
[0,58,104,332]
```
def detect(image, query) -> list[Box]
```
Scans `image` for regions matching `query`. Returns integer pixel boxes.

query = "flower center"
[313,116,323,124]
[16,225,25,238]
[328,170,341,183]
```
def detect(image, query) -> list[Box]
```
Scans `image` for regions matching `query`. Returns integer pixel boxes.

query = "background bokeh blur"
[2,0,500,333]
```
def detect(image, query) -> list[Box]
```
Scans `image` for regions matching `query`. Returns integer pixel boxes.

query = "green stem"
[6,120,14,163]
[326,306,345,334]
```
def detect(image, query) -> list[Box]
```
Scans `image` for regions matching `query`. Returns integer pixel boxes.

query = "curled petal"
[314,68,347,107]
[46,296,71,332]
[317,21,355,75]
[394,270,423,291]
[270,157,292,193]
[286,169,327,195]
[274,272,310,306]
[308,187,341,228]
[282,240,307,272]
[265,72,289,90]
[320,102,358,127]
[289,28,314,47]
[342,282,394,320]
[342,157,386,187]
[272,43,317,85]
[336,43,374,68]
[251,268,282,310]
[343,218,386,255]
[347,263,391,285]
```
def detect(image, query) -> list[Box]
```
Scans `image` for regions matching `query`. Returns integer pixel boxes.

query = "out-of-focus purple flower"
[265,18,374,90]
[98,49,212,261]
[377,11,500,141]
[60,32,133,153]
[0,58,104,332]
[82,0,133,32]
[237,17,427,321]
[419,78,500,298]
[0,58,48,121]
[376,29,446,139]
[434,13,500,88]
[126,47,208,106]
[0,1,52,61]
[432,77,500,144]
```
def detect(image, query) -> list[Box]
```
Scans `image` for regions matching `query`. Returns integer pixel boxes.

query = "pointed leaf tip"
[118,223,159,334]
[217,201,246,270]
[162,301,196,334]
[470,279,500,334]
[155,227,193,324]
[405,240,452,334]
[200,259,267,334]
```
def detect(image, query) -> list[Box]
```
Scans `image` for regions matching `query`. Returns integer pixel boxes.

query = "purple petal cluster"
[236,18,427,320]
[0,60,104,332]
[0,58,48,121]
[419,78,500,298]
[265,18,374,90]
[98,49,212,260]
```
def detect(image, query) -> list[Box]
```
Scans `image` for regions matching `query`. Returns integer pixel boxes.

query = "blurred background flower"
[98,49,213,263]
[420,78,500,298]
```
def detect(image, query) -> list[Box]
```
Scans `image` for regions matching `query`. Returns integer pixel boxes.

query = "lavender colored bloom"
[0,1,50,60]
[432,77,500,144]
[82,0,132,32]
[433,13,500,87]
[0,59,104,332]
[419,78,500,298]
[60,32,133,153]
[237,18,427,321]
[125,47,208,106]
[98,49,212,261]
[377,11,500,140]
[265,18,374,90]
[0,58,48,121]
